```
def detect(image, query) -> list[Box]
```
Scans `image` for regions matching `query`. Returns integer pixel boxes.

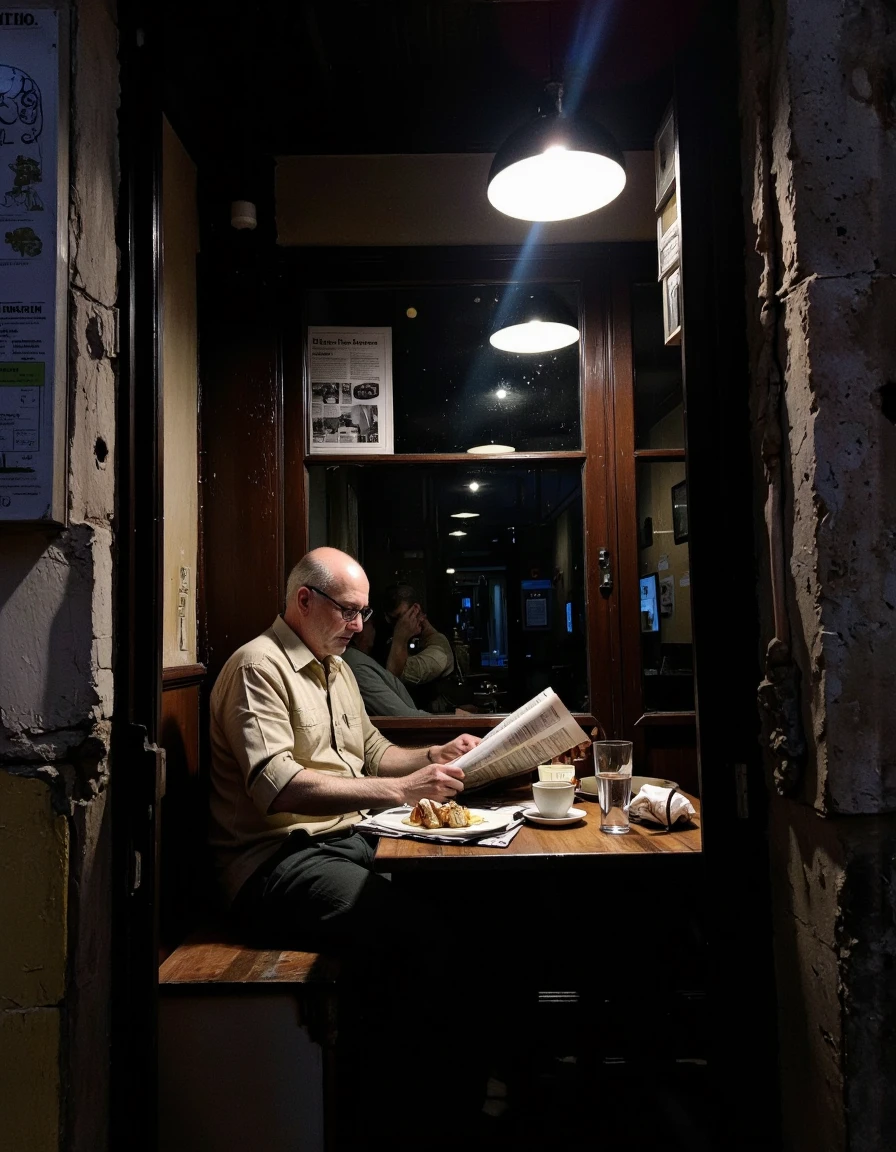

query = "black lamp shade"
[489,287,580,353]
[488,111,627,222]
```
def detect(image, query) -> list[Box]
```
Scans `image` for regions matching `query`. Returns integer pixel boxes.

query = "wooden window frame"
[280,243,645,735]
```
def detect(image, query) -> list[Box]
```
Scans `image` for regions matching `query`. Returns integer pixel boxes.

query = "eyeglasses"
[308,586,373,624]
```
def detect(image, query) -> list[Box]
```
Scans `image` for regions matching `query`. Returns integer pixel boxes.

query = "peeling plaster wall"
[0,1,118,1149]
[740,2,896,1149]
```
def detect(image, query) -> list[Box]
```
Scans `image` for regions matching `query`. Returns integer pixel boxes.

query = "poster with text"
[307,327,393,455]
[0,8,68,521]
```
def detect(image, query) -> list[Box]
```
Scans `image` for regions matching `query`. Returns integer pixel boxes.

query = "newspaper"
[452,688,586,790]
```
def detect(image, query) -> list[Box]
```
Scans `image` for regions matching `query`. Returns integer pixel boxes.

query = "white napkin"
[629,785,696,827]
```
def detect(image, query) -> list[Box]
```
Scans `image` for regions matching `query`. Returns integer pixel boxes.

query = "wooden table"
[372,787,702,873]
[371,784,706,1123]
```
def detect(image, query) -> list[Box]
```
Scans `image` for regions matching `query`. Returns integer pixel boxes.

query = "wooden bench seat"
[159,925,341,993]
[157,924,341,1152]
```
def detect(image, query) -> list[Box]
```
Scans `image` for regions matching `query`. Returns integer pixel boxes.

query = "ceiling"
[162,0,704,178]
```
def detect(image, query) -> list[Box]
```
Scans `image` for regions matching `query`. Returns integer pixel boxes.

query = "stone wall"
[0,1,119,1148]
[739,2,896,1148]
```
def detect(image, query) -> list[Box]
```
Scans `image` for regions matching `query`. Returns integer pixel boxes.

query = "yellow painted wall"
[0,774,68,1008]
[0,774,68,1151]
[0,1008,61,1152]
[162,117,200,667]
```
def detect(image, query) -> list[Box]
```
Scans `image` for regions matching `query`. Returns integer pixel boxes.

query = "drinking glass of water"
[593,740,633,835]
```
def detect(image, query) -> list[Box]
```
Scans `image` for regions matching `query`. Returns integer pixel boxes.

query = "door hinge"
[598,547,613,594]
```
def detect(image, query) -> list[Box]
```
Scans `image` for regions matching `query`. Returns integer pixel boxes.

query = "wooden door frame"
[111,2,165,1147]
[673,3,781,1146]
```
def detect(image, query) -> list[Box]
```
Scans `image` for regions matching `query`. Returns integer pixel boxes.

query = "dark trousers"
[230,828,397,955]
[229,830,490,1147]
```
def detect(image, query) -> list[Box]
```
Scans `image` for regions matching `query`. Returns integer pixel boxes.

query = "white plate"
[521,804,587,827]
[372,806,511,836]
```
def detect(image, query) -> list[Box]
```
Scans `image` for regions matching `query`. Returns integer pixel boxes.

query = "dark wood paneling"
[199,249,284,684]
[159,679,207,957]
[581,267,620,735]
[641,724,699,797]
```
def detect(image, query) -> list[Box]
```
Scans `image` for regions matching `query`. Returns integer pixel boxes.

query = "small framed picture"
[654,104,676,211]
[657,214,680,279]
[671,479,689,544]
[662,267,682,346]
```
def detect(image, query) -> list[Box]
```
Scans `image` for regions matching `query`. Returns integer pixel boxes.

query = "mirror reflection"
[308,461,587,715]
[305,283,581,453]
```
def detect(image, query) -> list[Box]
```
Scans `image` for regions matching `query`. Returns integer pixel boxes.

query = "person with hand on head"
[208,547,479,951]
[342,613,432,717]
[382,582,458,712]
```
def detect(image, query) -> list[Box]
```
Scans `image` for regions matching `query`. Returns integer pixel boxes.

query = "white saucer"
[522,804,587,827]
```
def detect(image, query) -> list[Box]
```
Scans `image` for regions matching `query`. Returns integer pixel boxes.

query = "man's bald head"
[285,547,366,607]
[283,548,371,660]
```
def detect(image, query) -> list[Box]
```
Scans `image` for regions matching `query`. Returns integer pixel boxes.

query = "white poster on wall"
[0,7,68,522]
[307,326,393,455]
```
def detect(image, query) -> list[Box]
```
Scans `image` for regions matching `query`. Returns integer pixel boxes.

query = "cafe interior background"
[3,0,896,1150]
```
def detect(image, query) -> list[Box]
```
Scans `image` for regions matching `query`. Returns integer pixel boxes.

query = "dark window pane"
[305,284,581,453]
[636,459,694,711]
[632,282,684,450]
[308,461,588,713]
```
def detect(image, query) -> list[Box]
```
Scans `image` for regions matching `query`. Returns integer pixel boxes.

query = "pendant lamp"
[487,82,626,222]
[489,287,579,354]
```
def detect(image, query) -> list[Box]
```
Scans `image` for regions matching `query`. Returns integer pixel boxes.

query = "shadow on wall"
[1,528,102,743]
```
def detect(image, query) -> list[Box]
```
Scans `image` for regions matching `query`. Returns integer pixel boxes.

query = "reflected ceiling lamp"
[466,444,516,455]
[467,482,480,491]
[489,287,579,354]
[451,512,479,519]
[449,530,467,537]
[487,82,626,223]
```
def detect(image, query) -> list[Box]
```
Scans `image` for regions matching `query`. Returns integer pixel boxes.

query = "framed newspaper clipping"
[307,326,393,455]
[0,6,70,522]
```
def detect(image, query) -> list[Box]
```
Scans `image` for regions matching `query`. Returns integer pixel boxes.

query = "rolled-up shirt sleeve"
[361,709,394,774]
[400,631,453,685]
[220,661,304,815]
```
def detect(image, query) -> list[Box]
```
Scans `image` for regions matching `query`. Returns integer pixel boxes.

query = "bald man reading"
[208,546,481,949]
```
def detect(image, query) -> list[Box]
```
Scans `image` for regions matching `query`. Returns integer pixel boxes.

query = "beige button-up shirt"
[209,615,394,903]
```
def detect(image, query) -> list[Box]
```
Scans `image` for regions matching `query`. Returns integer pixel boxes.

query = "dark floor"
[473,1053,714,1151]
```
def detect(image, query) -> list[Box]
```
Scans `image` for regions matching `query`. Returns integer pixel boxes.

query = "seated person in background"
[342,615,432,717]
[381,582,457,713]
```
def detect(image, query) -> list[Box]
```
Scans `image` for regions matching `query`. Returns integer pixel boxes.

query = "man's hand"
[417,613,437,640]
[430,733,481,763]
[400,763,465,805]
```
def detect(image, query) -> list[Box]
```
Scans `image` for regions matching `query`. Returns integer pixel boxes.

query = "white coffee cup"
[537,763,576,783]
[532,780,575,819]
